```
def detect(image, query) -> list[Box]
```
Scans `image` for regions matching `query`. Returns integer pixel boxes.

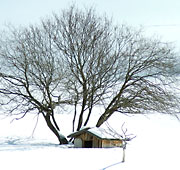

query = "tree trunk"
[122,142,127,163]
[84,107,92,126]
[77,84,88,131]
[77,113,83,131]
[122,148,126,163]
[96,94,120,127]
[76,100,86,131]
[43,113,68,144]
[96,109,114,127]
[72,102,77,132]
[51,111,60,131]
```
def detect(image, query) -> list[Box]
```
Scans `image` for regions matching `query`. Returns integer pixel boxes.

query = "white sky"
[1,0,180,47]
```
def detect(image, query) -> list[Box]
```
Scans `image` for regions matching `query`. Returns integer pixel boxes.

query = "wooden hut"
[68,127,123,148]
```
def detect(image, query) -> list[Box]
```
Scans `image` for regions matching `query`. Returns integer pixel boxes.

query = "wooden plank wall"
[73,132,122,148]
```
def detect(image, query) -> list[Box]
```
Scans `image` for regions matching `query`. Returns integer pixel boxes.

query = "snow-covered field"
[0,113,180,170]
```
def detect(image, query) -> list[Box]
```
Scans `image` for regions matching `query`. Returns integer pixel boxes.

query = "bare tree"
[120,123,136,162]
[96,28,180,127]
[105,121,136,162]
[0,26,69,144]
[51,6,124,131]
[0,5,179,142]
[50,6,180,130]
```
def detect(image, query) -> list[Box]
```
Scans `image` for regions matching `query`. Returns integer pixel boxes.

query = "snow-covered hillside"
[0,113,180,170]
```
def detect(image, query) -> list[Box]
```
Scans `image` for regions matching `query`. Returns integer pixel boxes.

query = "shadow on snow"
[100,161,123,170]
[0,136,61,151]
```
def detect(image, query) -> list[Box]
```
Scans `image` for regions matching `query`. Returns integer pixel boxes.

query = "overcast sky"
[1,0,180,47]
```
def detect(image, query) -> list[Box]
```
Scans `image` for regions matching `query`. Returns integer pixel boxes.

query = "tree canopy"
[0,6,179,143]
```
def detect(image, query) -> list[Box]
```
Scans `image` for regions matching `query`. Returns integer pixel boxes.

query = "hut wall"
[74,133,102,148]
[92,136,101,148]
[73,132,123,148]
[102,139,123,148]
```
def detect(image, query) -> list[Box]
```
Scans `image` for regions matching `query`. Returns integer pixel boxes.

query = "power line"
[145,24,180,28]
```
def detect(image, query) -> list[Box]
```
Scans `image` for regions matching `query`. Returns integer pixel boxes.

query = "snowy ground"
[0,113,180,170]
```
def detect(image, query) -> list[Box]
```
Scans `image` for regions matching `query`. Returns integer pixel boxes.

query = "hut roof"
[68,127,122,140]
